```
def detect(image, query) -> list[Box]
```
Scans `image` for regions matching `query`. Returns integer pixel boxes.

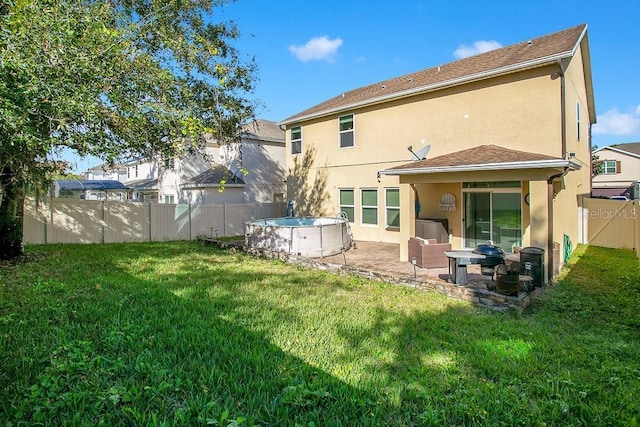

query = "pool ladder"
[337,211,356,251]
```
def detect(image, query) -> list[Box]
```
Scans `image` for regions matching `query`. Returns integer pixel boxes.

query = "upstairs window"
[339,114,354,148]
[291,126,302,155]
[576,102,581,141]
[602,160,619,174]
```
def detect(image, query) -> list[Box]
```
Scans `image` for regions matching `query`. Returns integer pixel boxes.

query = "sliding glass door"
[463,183,522,252]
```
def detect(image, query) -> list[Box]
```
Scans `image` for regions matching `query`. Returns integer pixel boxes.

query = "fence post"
[101,200,106,244]
[223,203,227,237]
[635,202,639,258]
[188,203,192,241]
[43,197,48,245]
[148,202,152,242]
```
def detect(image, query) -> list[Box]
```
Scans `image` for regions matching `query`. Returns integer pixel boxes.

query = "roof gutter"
[378,159,581,176]
[281,51,575,126]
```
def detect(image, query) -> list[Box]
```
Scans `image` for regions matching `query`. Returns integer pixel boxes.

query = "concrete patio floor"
[318,240,485,284]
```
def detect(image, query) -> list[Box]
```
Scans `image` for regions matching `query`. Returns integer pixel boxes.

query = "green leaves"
[1,0,257,258]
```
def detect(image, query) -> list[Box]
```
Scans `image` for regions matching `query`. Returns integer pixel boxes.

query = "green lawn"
[1,242,638,426]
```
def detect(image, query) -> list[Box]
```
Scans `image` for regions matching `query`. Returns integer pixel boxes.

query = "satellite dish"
[408,144,431,160]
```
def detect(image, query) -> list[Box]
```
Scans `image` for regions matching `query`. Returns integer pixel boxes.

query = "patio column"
[529,180,550,283]
[399,182,415,262]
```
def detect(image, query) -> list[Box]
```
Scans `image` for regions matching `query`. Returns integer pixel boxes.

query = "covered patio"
[379,145,580,285]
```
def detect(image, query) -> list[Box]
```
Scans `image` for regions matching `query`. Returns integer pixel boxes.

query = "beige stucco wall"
[550,45,593,274]
[286,66,564,245]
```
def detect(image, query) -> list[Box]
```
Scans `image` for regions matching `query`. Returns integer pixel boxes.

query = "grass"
[1,242,638,426]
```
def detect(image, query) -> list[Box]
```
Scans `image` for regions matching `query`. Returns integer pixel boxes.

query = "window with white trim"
[602,160,618,174]
[339,189,354,222]
[361,188,378,225]
[339,114,354,148]
[385,188,400,228]
[291,126,302,155]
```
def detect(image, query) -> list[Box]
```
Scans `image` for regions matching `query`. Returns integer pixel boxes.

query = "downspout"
[410,183,419,220]
[546,167,570,282]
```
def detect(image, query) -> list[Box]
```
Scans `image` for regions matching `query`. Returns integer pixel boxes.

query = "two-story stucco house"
[161,119,286,204]
[592,143,640,200]
[280,24,595,283]
[83,119,286,204]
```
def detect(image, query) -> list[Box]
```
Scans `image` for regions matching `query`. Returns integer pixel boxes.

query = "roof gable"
[594,142,640,159]
[282,24,589,125]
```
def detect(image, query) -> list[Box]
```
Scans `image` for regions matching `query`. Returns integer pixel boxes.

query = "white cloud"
[592,106,640,135]
[453,40,502,59]
[289,36,343,62]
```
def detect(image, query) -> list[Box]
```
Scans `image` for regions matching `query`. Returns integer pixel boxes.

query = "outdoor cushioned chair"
[408,237,451,269]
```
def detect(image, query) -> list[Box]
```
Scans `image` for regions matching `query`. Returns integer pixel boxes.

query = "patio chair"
[408,237,451,269]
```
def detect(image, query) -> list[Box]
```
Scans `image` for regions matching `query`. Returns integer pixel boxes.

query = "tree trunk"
[0,170,25,260]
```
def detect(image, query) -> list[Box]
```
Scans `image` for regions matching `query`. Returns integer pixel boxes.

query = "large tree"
[0,0,257,259]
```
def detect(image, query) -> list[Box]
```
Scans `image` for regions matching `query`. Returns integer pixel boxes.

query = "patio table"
[444,250,486,285]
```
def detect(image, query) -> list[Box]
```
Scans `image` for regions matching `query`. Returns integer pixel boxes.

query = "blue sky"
[223,0,639,140]
[71,0,640,173]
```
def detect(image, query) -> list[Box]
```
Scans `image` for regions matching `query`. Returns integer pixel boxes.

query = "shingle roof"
[610,142,640,156]
[239,119,284,142]
[383,145,575,174]
[282,24,589,124]
[127,178,158,190]
[182,165,245,187]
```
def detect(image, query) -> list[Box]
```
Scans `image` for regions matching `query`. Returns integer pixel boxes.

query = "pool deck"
[211,239,539,312]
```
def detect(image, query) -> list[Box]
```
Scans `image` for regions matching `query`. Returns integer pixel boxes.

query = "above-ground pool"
[244,216,353,258]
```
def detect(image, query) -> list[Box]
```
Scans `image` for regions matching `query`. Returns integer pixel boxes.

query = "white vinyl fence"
[23,197,286,244]
[579,197,639,258]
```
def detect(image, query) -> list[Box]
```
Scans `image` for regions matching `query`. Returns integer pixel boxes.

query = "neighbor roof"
[181,165,245,188]
[594,142,640,158]
[281,24,593,125]
[127,178,158,190]
[55,179,128,191]
[239,119,284,143]
[379,145,580,175]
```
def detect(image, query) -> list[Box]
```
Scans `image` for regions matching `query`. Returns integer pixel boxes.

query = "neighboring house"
[83,159,159,202]
[123,159,159,202]
[592,143,640,199]
[84,164,128,182]
[158,119,286,204]
[280,24,595,283]
[81,119,285,204]
[53,179,128,200]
